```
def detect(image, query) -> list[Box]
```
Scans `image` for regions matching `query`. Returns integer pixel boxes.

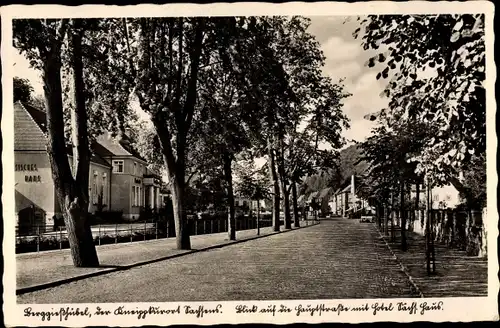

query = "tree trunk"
[223,153,236,240]
[415,182,420,232]
[61,193,99,267]
[268,138,280,232]
[390,192,395,241]
[170,176,191,249]
[277,153,291,229]
[276,133,292,229]
[43,20,98,267]
[425,178,435,274]
[400,180,407,251]
[256,200,260,235]
[383,203,389,236]
[292,181,300,228]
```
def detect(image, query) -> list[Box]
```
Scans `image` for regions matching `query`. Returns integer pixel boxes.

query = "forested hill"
[302,143,371,194]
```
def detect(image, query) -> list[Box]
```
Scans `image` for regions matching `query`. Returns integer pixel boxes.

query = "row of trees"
[354,14,486,256]
[14,16,349,267]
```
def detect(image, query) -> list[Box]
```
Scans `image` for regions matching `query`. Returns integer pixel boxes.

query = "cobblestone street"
[18,218,418,303]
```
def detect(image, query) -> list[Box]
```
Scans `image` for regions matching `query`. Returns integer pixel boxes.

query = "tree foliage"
[13,76,34,103]
[355,14,486,184]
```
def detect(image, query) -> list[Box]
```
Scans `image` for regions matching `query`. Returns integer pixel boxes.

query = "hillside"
[302,143,371,194]
[337,143,371,183]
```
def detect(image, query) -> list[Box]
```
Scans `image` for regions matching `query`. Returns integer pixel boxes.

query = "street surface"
[18,218,418,303]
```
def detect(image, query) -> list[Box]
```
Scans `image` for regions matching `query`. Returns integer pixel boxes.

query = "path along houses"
[14,101,163,229]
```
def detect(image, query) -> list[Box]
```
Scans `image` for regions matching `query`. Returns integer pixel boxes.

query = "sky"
[307,15,389,143]
[12,15,388,144]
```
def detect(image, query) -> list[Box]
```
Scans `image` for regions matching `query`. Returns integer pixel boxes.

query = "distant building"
[14,101,162,230]
[330,175,371,217]
[234,196,267,212]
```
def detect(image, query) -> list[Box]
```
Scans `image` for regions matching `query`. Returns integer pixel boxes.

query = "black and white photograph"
[1,2,497,326]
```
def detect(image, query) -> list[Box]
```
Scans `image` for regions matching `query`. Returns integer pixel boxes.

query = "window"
[133,162,137,175]
[113,160,124,173]
[102,173,107,205]
[132,185,142,207]
[92,171,98,204]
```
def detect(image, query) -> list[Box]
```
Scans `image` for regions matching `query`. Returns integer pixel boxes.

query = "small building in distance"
[330,175,372,218]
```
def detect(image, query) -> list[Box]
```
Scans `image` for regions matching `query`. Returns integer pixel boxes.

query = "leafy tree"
[112,17,215,249]
[458,153,486,209]
[354,14,486,186]
[194,55,260,240]
[13,76,46,109]
[13,18,140,266]
[227,17,350,231]
[234,161,271,235]
[14,19,99,266]
[360,119,431,250]
[13,76,34,103]
[214,16,300,232]
[291,76,350,222]
[30,93,46,110]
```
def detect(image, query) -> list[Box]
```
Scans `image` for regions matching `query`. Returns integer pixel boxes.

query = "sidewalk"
[375,224,488,297]
[17,220,319,294]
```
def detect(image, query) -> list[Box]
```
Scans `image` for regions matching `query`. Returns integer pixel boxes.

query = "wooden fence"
[374,207,487,257]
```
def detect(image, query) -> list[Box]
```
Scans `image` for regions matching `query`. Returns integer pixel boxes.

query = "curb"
[17,221,320,295]
[372,223,425,298]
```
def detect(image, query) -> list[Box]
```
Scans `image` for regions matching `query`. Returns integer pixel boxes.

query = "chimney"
[351,175,355,195]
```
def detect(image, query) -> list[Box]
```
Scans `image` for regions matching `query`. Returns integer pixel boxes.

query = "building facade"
[14,102,162,230]
[329,175,371,217]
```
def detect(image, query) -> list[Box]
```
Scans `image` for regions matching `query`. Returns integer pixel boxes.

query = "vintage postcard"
[1,1,498,326]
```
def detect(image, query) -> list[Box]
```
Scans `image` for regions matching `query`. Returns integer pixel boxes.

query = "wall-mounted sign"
[16,164,41,183]
[25,175,42,183]
[16,164,38,171]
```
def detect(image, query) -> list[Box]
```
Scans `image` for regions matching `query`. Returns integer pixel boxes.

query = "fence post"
[166,220,169,238]
[130,224,133,243]
[115,223,118,244]
[204,220,207,235]
[98,224,101,246]
[211,219,214,234]
[144,221,147,241]
[59,226,62,250]
[391,212,395,242]
[195,220,198,235]
[155,221,158,239]
[36,225,40,252]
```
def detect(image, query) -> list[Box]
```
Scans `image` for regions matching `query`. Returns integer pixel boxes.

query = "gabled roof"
[14,102,47,150]
[340,184,351,193]
[15,102,110,167]
[96,132,148,162]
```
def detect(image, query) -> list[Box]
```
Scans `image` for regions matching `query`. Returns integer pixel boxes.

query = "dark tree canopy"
[14,76,34,103]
